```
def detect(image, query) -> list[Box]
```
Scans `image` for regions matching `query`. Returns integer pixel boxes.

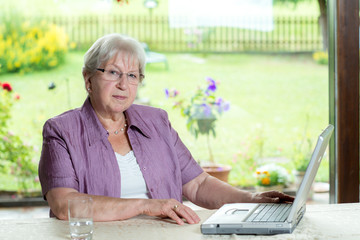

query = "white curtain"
[168,0,274,31]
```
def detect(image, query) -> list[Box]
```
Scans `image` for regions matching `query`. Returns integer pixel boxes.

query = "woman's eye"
[128,73,138,79]
[109,70,120,76]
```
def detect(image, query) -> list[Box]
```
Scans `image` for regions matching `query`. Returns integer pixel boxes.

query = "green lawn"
[1,51,328,189]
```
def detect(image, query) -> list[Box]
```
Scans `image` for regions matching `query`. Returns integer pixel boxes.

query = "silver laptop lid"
[287,124,334,224]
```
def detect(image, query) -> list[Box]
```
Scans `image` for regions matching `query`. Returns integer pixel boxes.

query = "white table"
[0,203,359,240]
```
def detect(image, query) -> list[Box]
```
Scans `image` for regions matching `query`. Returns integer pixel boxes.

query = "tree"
[274,0,327,50]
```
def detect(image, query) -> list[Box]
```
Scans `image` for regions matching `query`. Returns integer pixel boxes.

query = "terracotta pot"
[294,170,306,187]
[202,164,232,182]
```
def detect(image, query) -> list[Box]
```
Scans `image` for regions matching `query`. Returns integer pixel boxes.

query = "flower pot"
[294,170,306,187]
[202,164,232,182]
[255,185,284,193]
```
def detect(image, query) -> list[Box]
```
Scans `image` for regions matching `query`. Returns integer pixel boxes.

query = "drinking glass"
[68,196,93,240]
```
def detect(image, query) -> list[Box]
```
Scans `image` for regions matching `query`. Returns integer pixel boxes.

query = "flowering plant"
[0,82,38,195]
[255,164,289,187]
[165,77,230,163]
[313,51,328,65]
[293,123,313,172]
[0,82,16,127]
[0,12,70,74]
[293,136,312,172]
[115,0,129,4]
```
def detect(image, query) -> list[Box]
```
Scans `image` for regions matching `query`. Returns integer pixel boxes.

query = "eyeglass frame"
[96,68,145,85]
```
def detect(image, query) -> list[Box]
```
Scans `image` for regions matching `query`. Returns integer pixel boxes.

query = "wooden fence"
[45,14,323,53]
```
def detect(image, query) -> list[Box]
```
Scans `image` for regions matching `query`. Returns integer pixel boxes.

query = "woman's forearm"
[46,188,144,221]
[46,187,200,224]
[183,173,253,209]
[90,195,144,221]
[195,175,253,208]
[183,172,295,209]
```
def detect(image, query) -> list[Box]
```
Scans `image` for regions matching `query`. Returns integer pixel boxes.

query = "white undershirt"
[115,151,149,199]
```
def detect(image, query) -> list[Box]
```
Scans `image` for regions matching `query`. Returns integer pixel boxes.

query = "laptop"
[201,124,334,235]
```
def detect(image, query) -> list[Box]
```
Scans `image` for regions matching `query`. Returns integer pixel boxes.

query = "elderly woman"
[38,33,293,225]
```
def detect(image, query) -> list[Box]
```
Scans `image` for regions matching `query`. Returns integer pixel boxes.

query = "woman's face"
[85,52,140,117]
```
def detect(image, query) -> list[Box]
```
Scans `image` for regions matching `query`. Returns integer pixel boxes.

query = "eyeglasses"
[96,68,144,85]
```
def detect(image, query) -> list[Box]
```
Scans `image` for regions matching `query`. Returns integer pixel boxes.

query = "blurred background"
[0,0,329,204]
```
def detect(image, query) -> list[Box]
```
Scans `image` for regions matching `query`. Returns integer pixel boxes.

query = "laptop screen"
[287,125,334,224]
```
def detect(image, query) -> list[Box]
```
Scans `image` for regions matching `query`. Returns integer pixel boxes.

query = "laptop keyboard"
[246,203,292,222]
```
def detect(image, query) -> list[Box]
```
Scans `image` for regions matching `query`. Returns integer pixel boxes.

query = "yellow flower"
[313,51,328,65]
[21,21,30,31]
[7,61,13,71]
[14,61,21,68]
[261,177,270,185]
[48,59,58,67]
[0,19,69,74]
[70,42,77,49]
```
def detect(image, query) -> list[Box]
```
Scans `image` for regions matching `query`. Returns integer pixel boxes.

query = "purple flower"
[215,97,224,105]
[201,103,212,117]
[164,88,180,98]
[206,77,217,92]
[215,98,230,113]
[223,101,230,111]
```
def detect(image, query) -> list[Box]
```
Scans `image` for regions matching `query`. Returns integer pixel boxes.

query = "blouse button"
[143,167,146,171]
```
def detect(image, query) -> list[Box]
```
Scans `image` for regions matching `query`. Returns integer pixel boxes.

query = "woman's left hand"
[251,191,295,203]
[141,199,201,225]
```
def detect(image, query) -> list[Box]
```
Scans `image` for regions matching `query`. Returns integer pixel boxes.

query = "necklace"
[108,119,127,135]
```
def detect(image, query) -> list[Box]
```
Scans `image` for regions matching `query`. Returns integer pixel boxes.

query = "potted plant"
[165,77,231,181]
[293,130,313,185]
[255,164,290,192]
[292,132,315,199]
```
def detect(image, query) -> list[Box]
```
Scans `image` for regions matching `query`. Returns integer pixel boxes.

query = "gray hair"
[83,33,146,80]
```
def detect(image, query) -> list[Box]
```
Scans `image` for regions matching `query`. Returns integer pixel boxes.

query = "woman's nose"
[117,73,128,88]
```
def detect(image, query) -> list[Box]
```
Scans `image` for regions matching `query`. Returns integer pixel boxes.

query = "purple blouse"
[38,98,203,203]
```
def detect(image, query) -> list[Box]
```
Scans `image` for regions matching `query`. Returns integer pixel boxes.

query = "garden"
[0,0,329,198]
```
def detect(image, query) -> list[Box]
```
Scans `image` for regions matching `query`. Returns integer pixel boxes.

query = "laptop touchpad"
[225,208,250,219]
[233,209,249,215]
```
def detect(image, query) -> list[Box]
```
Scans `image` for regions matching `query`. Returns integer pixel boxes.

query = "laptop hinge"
[287,204,306,224]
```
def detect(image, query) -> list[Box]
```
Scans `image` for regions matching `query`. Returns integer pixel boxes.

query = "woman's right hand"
[141,199,200,225]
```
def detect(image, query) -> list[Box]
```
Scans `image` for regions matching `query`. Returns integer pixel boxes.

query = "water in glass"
[69,218,93,240]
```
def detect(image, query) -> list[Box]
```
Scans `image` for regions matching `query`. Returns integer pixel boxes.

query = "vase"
[202,164,232,182]
[255,185,284,193]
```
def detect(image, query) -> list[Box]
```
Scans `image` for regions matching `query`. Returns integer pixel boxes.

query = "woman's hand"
[251,191,295,203]
[141,199,200,225]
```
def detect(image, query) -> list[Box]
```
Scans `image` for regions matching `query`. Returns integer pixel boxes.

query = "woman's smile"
[112,94,127,100]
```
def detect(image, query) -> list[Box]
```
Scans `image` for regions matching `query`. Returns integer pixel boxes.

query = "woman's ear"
[83,70,92,92]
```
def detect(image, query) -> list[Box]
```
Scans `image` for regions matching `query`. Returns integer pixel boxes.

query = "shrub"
[0,13,69,74]
[312,51,328,65]
[0,82,38,194]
